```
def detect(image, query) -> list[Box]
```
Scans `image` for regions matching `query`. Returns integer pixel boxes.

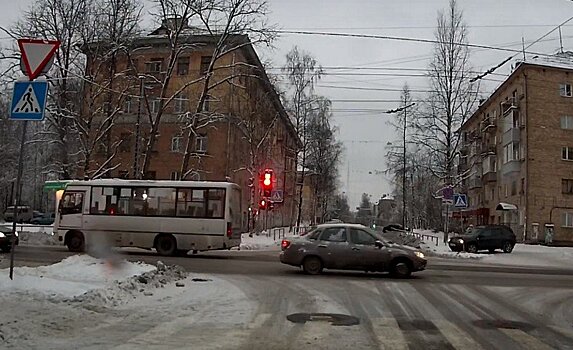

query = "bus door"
[58,191,85,229]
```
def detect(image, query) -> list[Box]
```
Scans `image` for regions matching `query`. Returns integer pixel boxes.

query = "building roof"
[463,53,573,129]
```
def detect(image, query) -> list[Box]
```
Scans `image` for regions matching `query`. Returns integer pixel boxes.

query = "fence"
[406,230,440,246]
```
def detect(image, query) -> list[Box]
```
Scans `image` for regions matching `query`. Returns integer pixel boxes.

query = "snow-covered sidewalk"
[0,255,255,349]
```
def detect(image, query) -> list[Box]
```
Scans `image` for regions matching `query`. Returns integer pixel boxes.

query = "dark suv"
[448,225,516,253]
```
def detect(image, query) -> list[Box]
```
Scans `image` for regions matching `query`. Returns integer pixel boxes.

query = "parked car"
[448,224,516,253]
[30,212,55,225]
[0,226,18,252]
[279,223,427,277]
[3,206,33,223]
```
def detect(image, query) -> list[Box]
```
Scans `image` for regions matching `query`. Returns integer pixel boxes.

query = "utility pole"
[386,102,415,229]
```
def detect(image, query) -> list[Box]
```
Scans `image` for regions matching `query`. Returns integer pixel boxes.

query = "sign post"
[8,38,60,280]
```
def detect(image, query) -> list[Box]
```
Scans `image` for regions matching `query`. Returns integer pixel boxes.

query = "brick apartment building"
[84,19,300,228]
[458,55,573,244]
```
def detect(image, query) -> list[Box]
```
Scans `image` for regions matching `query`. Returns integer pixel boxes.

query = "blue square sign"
[10,81,48,121]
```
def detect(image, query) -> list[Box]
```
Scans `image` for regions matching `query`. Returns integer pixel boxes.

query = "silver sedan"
[279,223,426,277]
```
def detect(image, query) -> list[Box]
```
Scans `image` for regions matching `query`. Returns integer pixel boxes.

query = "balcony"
[480,143,496,156]
[481,119,497,133]
[501,97,518,115]
[481,171,497,184]
[502,128,520,145]
[469,178,482,189]
[501,160,521,176]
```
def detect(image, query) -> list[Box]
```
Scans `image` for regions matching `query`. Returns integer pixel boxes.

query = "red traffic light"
[262,169,273,188]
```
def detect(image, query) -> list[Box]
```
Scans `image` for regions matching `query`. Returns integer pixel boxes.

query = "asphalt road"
[2,245,573,349]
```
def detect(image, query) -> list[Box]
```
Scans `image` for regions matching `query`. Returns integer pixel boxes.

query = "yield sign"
[18,39,60,80]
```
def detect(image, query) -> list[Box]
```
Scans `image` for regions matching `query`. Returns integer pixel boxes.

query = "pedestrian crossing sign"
[453,193,468,208]
[10,81,48,121]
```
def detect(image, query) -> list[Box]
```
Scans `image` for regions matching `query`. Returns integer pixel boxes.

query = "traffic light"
[261,169,273,197]
[258,198,268,210]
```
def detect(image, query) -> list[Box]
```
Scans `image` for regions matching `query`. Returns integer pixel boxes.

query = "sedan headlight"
[458,239,464,244]
[414,251,425,259]
[0,232,4,238]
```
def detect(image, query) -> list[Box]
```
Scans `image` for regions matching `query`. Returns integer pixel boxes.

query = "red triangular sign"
[18,39,60,80]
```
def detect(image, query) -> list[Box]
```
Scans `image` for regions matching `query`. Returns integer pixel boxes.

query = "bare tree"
[282,46,323,228]
[411,0,479,238]
[305,96,342,222]
[78,0,143,178]
[412,0,478,185]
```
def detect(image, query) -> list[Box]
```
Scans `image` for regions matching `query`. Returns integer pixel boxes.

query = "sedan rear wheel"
[302,256,323,275]
[502,241,514,253]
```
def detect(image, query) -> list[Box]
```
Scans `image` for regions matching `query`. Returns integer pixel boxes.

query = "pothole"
[286,313,360,326]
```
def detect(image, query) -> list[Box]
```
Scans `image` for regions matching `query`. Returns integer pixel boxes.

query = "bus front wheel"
[155,234,177,256]
[66,231,85,253]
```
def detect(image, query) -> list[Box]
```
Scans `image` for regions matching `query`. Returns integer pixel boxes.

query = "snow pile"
[239,228,296,250]
[72,261,187,307]
[419,240,483,259]
[480,244,573,268]
[0,255,156,299]
[380,230,422,248]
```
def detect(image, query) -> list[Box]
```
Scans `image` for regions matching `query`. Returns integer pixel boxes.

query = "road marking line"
[501,329,554,350]
[370,317,408,350]
[432,320,484,350]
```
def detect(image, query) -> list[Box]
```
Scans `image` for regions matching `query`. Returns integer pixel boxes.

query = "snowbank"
[239,228,297,250]
[480,244,573,268]
[0,255,156,298]
[18,230,59,246]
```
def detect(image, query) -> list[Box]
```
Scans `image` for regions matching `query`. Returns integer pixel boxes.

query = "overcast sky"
[1,0,573,207]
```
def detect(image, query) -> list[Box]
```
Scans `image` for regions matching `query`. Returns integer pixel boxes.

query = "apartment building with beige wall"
[458,56,573,244]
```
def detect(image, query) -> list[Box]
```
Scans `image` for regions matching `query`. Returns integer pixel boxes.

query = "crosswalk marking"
[501,329,555,350]
[432,320,484,350]
[248,313,272,329]
[371,318,408,350]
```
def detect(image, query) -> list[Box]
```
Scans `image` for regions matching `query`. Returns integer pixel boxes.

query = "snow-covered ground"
[0,223,58,245]
[239,227,300,251]
[415,229,573,269]
[0,255,255,349]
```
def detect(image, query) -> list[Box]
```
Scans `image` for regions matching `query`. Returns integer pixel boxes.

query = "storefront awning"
[496,202,517,210]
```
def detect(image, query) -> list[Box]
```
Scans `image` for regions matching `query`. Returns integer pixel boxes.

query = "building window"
[511,181,517,196]
[561,116,573,129]
[200,56,211,75]
[174,96,188,113]
[560,83,572,97]
[563,179,573,194]
[145,59,163,73]
[123,96,134,113]
[177,57,189,75]
[150,98,161,114]
[200,95,213,112]
[562,212,573,227]
[119,132,132,152]
[170,171,180,180]
[503,143,519,163]
[171,136,183,153]
[562,147,573,161]
[196,134,207,153]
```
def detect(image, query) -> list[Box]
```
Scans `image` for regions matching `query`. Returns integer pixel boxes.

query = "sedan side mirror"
[375,240,384,249]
